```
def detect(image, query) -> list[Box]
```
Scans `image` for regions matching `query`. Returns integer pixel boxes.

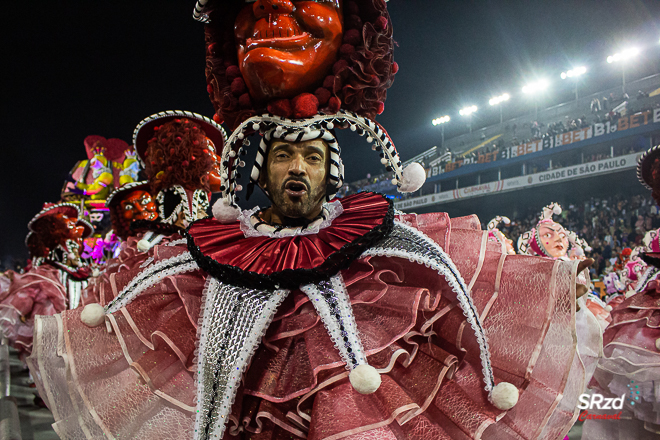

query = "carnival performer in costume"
[487,216,516,255]
[582,146,660,439]
[80,111,227,307]
[28,1,599,439]
[0,202,92,359]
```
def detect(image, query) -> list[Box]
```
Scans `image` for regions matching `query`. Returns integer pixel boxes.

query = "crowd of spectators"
[496,193,660,277]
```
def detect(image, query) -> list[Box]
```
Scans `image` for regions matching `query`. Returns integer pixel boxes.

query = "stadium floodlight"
[560,66,587,79]
[432,115,450,147]
[489,93,510,123]
[607,48,640,93]
[459,105,478,116]
[606,48,640,64]
[432,115,450,126]
[560,67,587,101]
[488,93,510,106]
[522,80,549,94]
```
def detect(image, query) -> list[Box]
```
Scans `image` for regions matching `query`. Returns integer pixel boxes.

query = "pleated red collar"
[187,192,393,290]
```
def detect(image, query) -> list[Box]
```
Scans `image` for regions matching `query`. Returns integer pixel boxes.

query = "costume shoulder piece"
[187,192,393,290]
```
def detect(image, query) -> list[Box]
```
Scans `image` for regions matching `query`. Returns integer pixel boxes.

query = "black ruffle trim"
[186,194,394,291]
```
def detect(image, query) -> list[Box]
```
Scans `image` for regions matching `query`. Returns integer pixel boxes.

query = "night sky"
[2,1,660,264]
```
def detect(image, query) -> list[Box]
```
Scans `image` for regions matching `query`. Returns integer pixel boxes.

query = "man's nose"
[253,0,294,19]
[287,155,306,176]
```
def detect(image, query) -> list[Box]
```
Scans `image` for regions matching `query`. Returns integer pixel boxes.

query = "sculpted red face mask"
[235,0,343,102]
[121,191,158,222]
[58,213,86,249]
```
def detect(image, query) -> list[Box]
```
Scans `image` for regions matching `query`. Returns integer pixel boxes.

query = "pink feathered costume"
[28,192,600,440]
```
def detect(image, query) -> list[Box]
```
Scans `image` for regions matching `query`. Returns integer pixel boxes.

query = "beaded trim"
[238,200,343,238]
[362,221,495,393]
[193,277,286,440]
[105,252,199,314]
[300,274,367,371]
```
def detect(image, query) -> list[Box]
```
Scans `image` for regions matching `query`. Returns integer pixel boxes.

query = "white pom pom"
[80,304,105,328]
[252,123,260,131]
[380,158,388,165]
[398,162,426,193]
[229,150,236,158]
[490,382,519,410]
[349,364,381,394]
[68,252,77,261]
[91,268,101,277]
[137,239,151,252]
[350,125,357,131]
[237,132,245,140]
[605,305,613,312]
[366,136,374,143]
[212,197,241,223]
[326,122,334,130]
[552,204,562,215]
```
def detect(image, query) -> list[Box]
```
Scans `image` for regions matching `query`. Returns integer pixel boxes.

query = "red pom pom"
[182,160,189,167]
[392,62,399,74]
[193,140,199,145]
[375,16,388,31]
[169,148,176,155]
[333,60,349,75]
[315,87,332,106]
[340,44,355,57]
[153,126,160,131]
[213,113,223,123]
[346,15,362,30]
[191,156,196,161]
[225,65,241,80]
[292,93,319,119]
[167,166,173,172]
[207,43,217,55]
[328,97,342,113]
[323,75,336,89]
[230,77,247,96]
[343,29,361,46]
[207,84,214,94]
[175,136,182,142]
[151,161,156,165]
[238,93,252,109]
[376,101,385,115]
[267,99,293,118]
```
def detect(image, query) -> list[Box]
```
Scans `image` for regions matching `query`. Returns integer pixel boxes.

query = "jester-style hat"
[517,203,564,257]
[26,202,93,264]
[28,202,93,238]
[133,110,228,226]
[194,0,425,220]
[567,230,592,259]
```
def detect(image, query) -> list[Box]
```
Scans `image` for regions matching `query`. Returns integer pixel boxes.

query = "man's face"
[538,222,569,258]
[235,0,343,101]
[261,139,329,220]
[120,191,158,221]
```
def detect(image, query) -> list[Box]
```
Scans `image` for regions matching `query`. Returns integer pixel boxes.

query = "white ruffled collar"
[238,199,344,238]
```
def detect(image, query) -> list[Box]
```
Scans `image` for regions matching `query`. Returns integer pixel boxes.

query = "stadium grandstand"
[341,73,660,278]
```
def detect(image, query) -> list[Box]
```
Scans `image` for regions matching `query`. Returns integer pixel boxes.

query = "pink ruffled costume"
[28,193,600,439]
[0,264,67,356]
[582,269,660,439]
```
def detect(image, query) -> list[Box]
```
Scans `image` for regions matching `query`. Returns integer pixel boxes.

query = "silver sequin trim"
[194,278,286,440]
[301,274,367,370]
[105,252,198,314]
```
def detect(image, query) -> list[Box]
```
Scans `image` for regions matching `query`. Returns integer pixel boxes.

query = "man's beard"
[267,176,325,221]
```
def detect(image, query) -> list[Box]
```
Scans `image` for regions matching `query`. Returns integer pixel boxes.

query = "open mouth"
[284,180,308,197]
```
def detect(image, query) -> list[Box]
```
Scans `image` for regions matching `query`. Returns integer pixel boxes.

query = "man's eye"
[124,204,133,211]
[308,155,322,162]
[276,153,289,159]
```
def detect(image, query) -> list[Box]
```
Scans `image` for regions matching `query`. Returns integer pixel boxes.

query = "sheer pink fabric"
[582,278,660,438]
[28,214,598,439]
[0,264,66,357]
